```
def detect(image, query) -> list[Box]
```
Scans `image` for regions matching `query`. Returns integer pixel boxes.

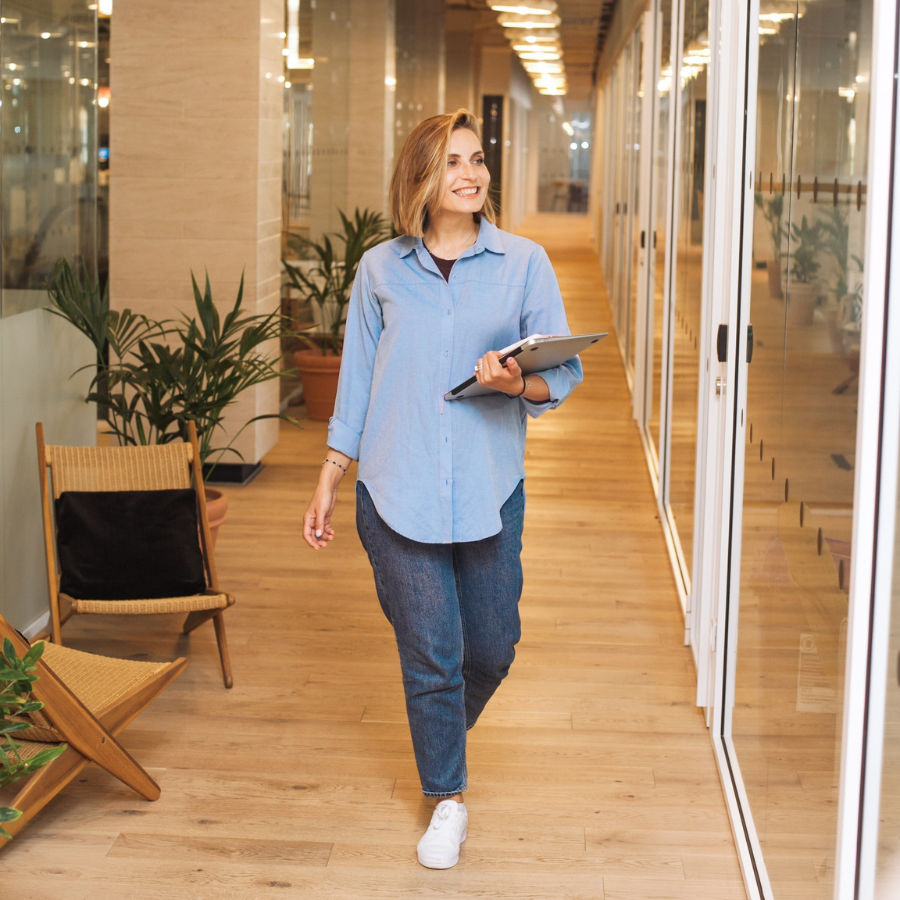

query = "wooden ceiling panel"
[446,0,616,101]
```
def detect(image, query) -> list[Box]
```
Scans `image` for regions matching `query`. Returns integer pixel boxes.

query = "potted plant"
[47,261,291,545]
[283,208,391,421]
[786,215,823,325]
[754,191,785,299]
[1,638,66,840]
[818,206,864,306]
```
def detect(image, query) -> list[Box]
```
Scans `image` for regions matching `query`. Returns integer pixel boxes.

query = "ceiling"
[446,0,617,102]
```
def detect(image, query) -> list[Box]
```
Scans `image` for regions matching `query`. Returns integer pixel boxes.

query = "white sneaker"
[416,800,468,869]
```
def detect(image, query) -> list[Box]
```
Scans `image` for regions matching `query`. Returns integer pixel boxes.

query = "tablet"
[444,332,607,400]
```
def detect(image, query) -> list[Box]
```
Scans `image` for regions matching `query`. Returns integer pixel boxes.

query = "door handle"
[716,324,728,363]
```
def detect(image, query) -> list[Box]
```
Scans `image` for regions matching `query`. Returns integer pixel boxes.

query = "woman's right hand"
[303,452,352,549]
[303,482,337,549]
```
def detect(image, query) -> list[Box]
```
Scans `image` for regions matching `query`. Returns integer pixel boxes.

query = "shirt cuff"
[327,416,362,460]
[521,366,569,418]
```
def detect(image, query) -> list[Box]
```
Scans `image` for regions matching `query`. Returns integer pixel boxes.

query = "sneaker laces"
[431,802,456,831]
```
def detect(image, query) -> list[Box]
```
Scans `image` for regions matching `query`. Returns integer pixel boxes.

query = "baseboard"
[22,610,50,640]
[202,461,263,485]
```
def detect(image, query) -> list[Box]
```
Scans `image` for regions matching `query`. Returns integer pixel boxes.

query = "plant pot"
[767,262,783,300]
[204,487,228,551]
[294,349,342,422]
[786,281,819,326]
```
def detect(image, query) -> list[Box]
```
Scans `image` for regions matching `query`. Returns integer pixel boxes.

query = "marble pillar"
[110,0,283,465]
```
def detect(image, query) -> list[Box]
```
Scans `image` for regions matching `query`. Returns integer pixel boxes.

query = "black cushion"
[55,489,207,601]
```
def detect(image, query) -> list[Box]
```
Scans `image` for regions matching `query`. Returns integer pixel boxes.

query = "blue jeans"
[355,479,525,797]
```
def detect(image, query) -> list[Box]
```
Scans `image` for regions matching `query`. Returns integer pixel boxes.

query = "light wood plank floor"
[0,214,746,899]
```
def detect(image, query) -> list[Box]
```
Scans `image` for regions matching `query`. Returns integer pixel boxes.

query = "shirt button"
[444,351,449,357]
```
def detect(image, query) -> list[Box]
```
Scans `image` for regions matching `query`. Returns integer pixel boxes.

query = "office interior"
[0,0,898,898]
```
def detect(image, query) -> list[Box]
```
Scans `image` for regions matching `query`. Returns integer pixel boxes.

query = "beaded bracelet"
[322,458,347,474]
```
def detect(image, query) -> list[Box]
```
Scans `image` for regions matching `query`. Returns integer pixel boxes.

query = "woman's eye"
[474,157,485,165]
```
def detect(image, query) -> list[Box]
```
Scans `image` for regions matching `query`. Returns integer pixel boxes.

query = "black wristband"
[515,375,528,397]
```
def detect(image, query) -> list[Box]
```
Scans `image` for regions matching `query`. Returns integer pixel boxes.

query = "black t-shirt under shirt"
[429,252,455,282]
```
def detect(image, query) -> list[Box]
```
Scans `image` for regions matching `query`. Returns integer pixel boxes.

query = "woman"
[302,109,582,868]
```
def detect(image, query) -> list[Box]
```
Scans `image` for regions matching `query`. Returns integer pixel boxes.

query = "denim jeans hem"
[422,786,467,798]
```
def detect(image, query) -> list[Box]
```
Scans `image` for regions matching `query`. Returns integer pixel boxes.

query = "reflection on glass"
[1,2,97,316]
[668,0,708,576]
[876,432,900,896]
[648,0,672,461]
[602,30,642,380]
[629,30,643,380]
[732,1,870,895]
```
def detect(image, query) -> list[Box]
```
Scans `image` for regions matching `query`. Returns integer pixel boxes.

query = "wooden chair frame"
[0,615,187,846]
[36,421,234,687]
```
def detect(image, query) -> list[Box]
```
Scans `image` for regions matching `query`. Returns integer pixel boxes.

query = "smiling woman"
[301,107,584,870]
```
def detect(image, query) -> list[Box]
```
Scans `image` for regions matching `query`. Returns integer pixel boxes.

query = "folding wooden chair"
[37,420,235,687]
[0,614,187,846]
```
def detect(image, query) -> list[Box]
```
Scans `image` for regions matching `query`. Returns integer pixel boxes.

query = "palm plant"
[755,191,785,273]
[47,260,290,467]
[1,639,66,840]
[818,206,864,304]
[788,215,822,285]
[283,208,392,355]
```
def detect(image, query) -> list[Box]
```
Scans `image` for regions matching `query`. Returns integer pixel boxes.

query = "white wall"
[0,305,95,632]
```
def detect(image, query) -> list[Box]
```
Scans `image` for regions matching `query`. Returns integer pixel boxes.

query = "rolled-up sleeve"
[327,258,382,459]
[519,246,584,418]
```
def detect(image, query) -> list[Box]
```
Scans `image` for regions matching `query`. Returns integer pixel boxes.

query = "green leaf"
[0,806,22,824]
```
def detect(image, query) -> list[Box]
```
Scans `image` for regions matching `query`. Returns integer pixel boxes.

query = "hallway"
[0,215,746,899]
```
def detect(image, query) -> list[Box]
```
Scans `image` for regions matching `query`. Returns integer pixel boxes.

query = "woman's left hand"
[475,351,526,395]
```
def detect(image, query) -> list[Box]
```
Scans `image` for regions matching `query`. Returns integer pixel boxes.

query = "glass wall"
[0,0,98,314]
[600,27,642,383]
[0,0,98,630]
[731,1,870,895]
[876,443,900,897]
[666,0,708,581]
[647,0,673,465]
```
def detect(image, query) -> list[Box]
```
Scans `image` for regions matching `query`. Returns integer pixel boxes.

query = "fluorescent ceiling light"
[498,12,562,28]
[99,0,113,14]
[512,42,560,52]
[522,62,564,74]
[539,87,566,95]
[509,28,560,42]
[518,50,562,60]
[490,1,557,14]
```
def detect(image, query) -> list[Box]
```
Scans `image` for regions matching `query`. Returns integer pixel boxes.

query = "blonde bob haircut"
[389,109,497,238]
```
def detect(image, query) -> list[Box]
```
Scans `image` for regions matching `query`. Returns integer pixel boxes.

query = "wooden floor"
[0,214,747,899]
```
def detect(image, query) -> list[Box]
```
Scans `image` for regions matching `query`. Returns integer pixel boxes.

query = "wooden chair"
[0,614,187,846]
[37,421,235,687]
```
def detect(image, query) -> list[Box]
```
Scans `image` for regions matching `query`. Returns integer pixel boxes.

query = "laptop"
[444,332,608,400]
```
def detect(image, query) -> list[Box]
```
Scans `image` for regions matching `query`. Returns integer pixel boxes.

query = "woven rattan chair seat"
[68,592,231,615]
[10,641,173,745]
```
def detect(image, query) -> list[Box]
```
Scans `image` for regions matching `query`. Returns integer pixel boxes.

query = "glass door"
[662,0,709,591]
[644,0,673,470]
[724,0,872,895]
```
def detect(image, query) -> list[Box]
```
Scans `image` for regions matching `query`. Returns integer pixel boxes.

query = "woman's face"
[438,127,490,217]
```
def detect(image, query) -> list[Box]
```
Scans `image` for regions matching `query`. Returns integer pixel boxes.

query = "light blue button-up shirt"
[327,218,583,544]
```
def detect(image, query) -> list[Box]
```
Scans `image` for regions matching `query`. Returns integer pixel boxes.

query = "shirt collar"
[395,217,506,259]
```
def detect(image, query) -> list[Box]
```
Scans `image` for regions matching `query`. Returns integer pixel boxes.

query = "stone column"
[309,0,396,239]
[110,0,283,466]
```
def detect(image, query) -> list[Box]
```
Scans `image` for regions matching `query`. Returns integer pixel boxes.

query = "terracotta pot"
[204,487,228,551]
[293,349,342,422]
[786,282,819,326]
